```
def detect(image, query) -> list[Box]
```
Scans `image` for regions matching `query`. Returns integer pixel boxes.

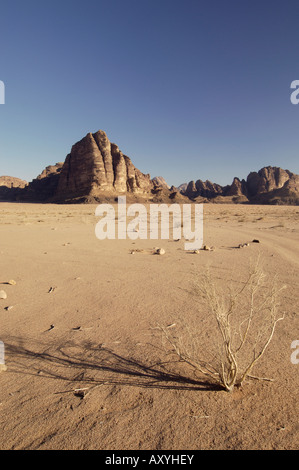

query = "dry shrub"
[158,257,286,392]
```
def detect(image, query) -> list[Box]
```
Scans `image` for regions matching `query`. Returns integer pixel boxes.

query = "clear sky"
[0,0,299,187]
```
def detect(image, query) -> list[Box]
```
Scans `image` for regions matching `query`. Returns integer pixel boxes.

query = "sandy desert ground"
[0,202,298,450]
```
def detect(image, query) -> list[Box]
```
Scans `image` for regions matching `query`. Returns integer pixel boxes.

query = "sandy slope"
[0,202,298,450]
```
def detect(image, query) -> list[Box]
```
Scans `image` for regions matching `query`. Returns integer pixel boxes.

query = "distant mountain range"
[179,166,299,205]
[1,130,298,205]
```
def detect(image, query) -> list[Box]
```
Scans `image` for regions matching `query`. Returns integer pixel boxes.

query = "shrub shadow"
[4,337,221,392]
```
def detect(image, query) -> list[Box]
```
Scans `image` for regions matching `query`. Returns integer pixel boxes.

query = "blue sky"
[0,0,299,187]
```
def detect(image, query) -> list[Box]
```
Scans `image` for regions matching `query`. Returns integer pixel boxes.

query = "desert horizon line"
[1,163,297,195]
[1,129,298,206]
[0,129,297,189]
[1,162,297,195]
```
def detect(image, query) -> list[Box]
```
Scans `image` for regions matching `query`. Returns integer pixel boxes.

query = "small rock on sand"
[155,248,165,255]
[0,291,7,300]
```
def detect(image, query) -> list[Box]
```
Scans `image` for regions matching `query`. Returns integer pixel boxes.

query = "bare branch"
[156,257,286,392]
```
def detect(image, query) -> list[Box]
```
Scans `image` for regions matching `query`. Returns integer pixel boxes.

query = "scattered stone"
[48,287,56,293]
[154,248,165,255]
[8,280,16,286]
[203,245,211,251]
[252,239,260,243]
[72,326,93,332]
[0,291,7,300]
[4,306,13,311]
[130,249,145,254]
[193,250,200,254]
[74,389,87,399]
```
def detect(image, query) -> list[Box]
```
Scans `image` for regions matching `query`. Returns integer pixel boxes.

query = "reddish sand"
[0,202,298,450]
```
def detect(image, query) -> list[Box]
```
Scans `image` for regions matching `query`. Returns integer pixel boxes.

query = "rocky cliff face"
[247,167,299,205]
[185,180,224,199]
[20,163,63,202]
[1,130,298,205]
[180,167,299,205]
[246,167,294,197]
[224,177,248,197]
[54,130,154,202]
[0,176,27,188]
[152,176,170,189]
[0,176,28,200]
[9,130,183,203]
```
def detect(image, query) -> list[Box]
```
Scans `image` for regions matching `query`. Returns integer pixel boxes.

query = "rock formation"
[0,176,27,201]
[184,179,227,200]
[7,130,184,203]
[0,129,298,205]
[20,163,63,202]
[180,166,299,205]
[224,177,248,197]
[54,130,155,202]
[246,167,297,199]
[0,176,27,188]
[152,176,170,189]
[247,168,299,205]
